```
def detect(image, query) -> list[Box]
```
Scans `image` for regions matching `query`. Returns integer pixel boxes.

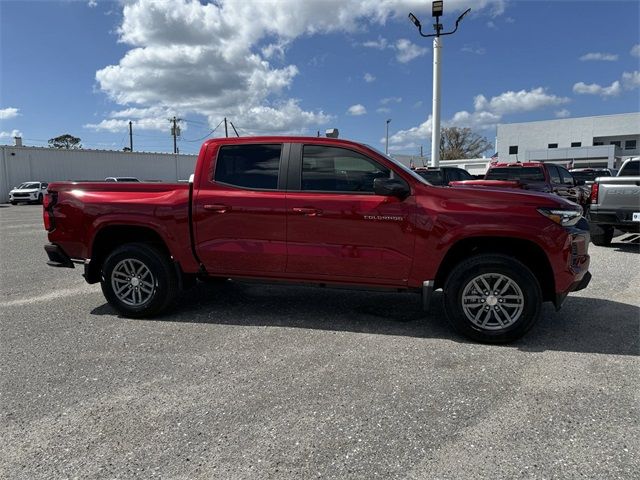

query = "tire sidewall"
[101,243,175,317]
[444,255,542,343]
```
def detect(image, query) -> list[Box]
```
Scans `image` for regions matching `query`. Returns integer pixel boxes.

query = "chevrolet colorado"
[43,137,591,343]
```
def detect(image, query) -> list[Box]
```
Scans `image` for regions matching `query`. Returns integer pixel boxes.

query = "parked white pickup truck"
[588,158,640,246]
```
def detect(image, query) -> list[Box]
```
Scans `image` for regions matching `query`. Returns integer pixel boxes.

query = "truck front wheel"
[101,243,178,318]
[443,255,542,343]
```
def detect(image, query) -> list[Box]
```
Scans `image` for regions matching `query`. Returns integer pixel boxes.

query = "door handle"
[292,207,322,216]
[204,204,230,213]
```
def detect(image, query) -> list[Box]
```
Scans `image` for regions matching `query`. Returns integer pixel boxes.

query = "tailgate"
[595,177,640,210]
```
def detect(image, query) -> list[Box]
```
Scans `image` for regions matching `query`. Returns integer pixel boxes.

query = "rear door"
[285,143,416,284]
[193,142,288,274]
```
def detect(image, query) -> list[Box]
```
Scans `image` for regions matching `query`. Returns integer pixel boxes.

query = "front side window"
[214,144,282,190]
[301,145,390,192]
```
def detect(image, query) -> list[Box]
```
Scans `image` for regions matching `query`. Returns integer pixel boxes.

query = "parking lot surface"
[1,204,638,479]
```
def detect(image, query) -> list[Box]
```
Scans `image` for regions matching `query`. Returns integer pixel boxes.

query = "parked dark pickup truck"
[43,137,591,343]
[451,161,590,209]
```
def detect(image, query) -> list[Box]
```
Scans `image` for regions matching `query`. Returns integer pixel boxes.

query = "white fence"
[0,146,197,203]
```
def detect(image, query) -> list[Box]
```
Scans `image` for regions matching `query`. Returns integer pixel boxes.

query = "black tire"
[37,193,43,204]
[443,254,542,343]
[100,243,178,318]
[590,225,614,247]
[10,201,17,205]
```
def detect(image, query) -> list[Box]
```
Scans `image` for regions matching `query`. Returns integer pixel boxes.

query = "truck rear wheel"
[101,243,177,318]
[443,254,542,343]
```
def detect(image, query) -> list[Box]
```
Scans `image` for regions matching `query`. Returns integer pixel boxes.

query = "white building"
[496,112,640,169]
[0,139,197,203]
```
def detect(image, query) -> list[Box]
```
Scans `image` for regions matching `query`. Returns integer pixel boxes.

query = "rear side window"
[214,144,282,190]
[547,165,561,184]
[485,167,545,182]
[416,170,444,185]
[557,166,574,185]
[301,145,390,193]
[619,160,640,176]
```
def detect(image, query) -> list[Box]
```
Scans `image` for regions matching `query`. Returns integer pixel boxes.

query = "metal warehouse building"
[0,142,197,203]
[496,112,640,169]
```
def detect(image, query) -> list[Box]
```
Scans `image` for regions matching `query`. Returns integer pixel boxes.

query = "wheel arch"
[434,236,555,302]
[86,225,174,284]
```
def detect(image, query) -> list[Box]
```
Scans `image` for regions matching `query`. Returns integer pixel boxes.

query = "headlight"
[537,208,582,227]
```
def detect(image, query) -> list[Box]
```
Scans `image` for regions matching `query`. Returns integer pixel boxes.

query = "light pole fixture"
[385,119,392,154]
[408,2,471,168]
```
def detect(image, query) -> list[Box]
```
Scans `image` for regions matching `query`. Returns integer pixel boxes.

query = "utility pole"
[170,116,181,154]
[385,119,392,155]
[224,117,228,138]
[409,2,471,168]
[129,121,133,152]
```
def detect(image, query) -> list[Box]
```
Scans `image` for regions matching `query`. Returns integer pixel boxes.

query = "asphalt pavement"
[1,204,638,479]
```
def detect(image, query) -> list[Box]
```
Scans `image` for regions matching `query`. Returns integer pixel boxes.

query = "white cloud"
[347,104,367,116]
[376,107,391,114]
[555,109,570,118]
[364,72,376,83]
[362,36,388,50]
[461,45,486,55]
[395,38,427,63]
[573,70,640,98]
[573,81,622,97]
[87,0,98,7]
[380,96,402,105]
[0,107,19,120]
[631,44,640,58]
[93,0,504,134]
[474,87,569,115]
[388,87,569,149]
[0,129,23,139]
[579,52,618,62]
[486,20,496,29]
[622,70,640,89]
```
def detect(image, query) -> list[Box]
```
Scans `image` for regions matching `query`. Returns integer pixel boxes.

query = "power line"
[182,118,225,142]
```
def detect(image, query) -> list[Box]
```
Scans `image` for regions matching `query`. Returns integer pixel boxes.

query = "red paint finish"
[45,136,590,304]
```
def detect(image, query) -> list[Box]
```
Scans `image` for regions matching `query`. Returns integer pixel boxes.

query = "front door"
[285,144,416,284]
[193,142,288,275]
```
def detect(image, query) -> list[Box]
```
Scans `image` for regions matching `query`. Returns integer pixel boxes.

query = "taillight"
[590,183,599,204]
[43,192,57,231]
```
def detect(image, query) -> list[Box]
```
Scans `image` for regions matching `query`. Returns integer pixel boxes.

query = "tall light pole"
[385,118,392,154]
[409,2,471,168]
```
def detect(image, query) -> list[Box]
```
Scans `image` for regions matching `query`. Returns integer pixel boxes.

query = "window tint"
[485,167,545,182]
[619,160,640,176]
[557,166,574,185]
[415,170,444,185]
[301,145,390,192]
[547,164,561,184]
[214,144,281,190]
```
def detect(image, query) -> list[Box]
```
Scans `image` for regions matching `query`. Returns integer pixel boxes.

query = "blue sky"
[1,0,639,156]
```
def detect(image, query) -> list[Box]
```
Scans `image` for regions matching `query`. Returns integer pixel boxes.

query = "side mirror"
[373,177,410,199]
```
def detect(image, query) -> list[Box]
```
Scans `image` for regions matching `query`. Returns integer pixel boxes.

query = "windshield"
[485,167,545,182]
[362,145,430,185]
[18,182,39,189]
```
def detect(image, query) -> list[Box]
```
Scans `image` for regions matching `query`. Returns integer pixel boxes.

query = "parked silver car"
[9,181,49,205]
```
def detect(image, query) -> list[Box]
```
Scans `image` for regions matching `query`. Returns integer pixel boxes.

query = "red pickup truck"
[450,162,590,208]
[43,137,591,343]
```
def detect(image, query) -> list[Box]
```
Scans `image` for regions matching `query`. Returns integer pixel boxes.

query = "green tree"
[439,127,492,160]
[48,134,82,149]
